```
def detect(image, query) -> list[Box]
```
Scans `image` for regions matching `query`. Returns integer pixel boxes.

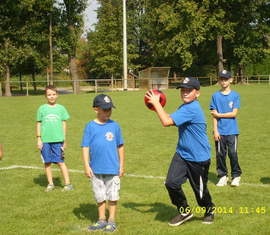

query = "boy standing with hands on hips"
[81,94,124,233]
[36,85,73,192]
[146,77,215,226]
[210,70,242,187]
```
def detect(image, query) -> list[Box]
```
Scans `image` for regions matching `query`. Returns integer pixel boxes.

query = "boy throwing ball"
[146,77,215,225]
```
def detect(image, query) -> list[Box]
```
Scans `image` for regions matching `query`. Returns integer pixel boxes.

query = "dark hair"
[45,85,57,93]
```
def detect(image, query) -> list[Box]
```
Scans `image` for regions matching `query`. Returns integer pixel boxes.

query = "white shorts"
[91,174,120,203]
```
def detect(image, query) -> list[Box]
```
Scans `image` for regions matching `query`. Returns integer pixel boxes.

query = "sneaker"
[168,213,193,226]
[88,220,107,231]
[62,184,74,191]
[231,176,241,187]
[202,213,214,224]
[216,176,228,186]
[45,184,55,192]
[103,222,117,232]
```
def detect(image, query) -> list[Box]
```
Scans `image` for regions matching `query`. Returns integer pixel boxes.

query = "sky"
[83,0,99,32]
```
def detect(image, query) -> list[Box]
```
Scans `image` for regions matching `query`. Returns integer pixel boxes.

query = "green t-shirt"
[37,104,70,143]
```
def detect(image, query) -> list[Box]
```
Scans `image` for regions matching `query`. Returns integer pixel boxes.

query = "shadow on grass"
[208,171,217,185]
[260,177,270,184]
[33,174,62,187]
[122,202,177,222]
[73,203,97,222]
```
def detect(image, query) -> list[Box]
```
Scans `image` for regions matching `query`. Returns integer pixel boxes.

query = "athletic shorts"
[91,174,120,203]
[41,142,64,164]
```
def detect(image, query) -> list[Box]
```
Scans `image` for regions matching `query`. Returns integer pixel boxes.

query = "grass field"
[0,84,270,235]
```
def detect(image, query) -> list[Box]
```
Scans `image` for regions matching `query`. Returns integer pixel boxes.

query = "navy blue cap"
[218,70,231,79]
[177,77,200,90]
[93,94,115,109]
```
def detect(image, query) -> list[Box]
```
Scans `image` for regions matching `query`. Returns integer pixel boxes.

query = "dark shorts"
[41,142,64,164]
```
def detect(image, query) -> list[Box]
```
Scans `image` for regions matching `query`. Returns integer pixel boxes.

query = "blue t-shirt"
[170,100,211,162]
[81,120,124,175]
[210,90,240,135]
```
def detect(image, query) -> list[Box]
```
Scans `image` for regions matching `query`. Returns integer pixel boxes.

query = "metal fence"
[0,75,269,96]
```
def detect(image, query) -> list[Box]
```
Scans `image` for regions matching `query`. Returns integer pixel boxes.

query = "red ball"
[144,89,166,111]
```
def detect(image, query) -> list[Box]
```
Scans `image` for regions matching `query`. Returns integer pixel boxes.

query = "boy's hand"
[213,131,221,141]
[61,141,67,151]
[119,167,124,177]
[37,138,43,150]
[84,166,94,178]
[211,110,220,118]
[145,90,160,105]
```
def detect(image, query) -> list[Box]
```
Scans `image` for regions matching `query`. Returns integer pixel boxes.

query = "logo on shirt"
[45,114,60,122]
[229,101,233,109]
[105,132,114,141]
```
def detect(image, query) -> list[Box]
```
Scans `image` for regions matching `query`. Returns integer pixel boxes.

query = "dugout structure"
[138,67,170,90]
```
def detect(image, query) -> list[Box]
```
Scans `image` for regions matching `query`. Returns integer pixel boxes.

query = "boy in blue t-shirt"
[81,94,124,233]
[210,70,242,187]
[146,77,215,226]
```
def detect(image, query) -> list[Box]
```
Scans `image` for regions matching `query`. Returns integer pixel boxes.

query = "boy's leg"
[98,201,107,221]
[44,162,53,185]
[108,201,117,222]
[88,175,107,231]
[215,136,228,177]
[186,160,215,223]
[227,135,242,178]
[58,162,71,185]
[165,153,189,212]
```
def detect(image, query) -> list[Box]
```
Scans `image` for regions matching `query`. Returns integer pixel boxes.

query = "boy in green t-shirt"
[36,85,73,192]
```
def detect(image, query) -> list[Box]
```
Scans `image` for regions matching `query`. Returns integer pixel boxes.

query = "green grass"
[0,84,270,234]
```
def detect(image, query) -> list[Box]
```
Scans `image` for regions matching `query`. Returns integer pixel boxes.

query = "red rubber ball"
[144,89,166,111]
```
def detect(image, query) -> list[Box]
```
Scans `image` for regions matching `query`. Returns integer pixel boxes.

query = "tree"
[57,0,87,94]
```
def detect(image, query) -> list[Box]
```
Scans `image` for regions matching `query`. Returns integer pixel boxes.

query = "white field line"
[0,164,269,188]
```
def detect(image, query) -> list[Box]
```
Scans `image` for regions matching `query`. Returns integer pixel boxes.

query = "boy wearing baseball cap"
[81,94,125,232]
[146,77,215,226]
[210,70,242,187]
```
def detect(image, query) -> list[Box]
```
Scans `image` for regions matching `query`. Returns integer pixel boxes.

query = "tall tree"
[57,0,87,94]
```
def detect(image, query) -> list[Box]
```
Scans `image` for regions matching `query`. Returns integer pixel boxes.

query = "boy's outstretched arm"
[145,91,174,127]
[118,145,125,177]
[36,121,43,150]
[82,147,93,178]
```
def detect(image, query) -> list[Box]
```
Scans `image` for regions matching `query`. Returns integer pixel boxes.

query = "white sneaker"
[216,176,228,186]
[231,177,241,187]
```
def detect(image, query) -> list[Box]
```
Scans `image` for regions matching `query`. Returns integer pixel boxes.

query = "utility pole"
[49,12,53,85]
[123,0,128,90]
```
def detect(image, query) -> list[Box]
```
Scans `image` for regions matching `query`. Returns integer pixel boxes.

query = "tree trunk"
[238,64,245,84]
[19,72,23,91]
[217,35,224,72]
[69,56,80,94]
[4,64,12,97]
[32,72,37,91]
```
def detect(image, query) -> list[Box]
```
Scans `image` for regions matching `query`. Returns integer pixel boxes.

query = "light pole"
[123,0,128,90]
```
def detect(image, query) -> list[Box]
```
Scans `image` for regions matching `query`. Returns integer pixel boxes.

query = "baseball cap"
[93,94,115,109]
[176,77,200,90]
[218,70,231,79]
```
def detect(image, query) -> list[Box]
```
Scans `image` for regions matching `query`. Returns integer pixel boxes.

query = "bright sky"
[84,0,99,32]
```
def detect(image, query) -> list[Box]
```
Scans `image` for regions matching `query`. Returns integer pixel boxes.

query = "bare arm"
[36,122,43,150]
[82,147,93,178]
[118,145,125,177]
[62,121,67,149]
[145,91,174,127]
[211,108,238,118]
[212,117,220,141]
